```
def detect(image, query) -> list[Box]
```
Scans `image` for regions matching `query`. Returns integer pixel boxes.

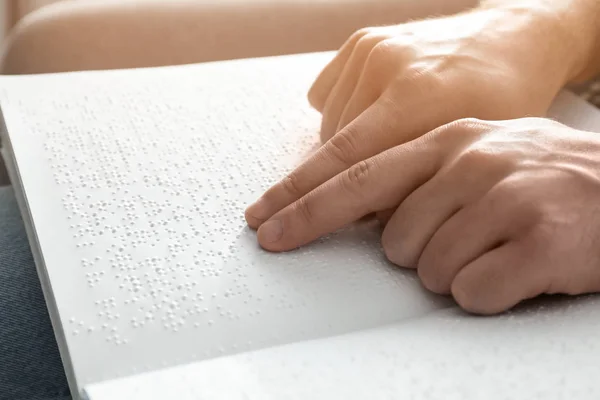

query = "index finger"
[256,137,443,252]
[245,98,400,229]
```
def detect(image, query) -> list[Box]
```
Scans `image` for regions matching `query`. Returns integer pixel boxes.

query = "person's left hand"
[251,117,600,315]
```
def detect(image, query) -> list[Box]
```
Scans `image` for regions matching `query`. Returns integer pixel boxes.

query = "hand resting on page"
[252,118,600,315]
[245,0,600,314]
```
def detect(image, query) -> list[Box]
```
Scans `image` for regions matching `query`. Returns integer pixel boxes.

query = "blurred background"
[0,0,480,75]
[2,1,54,40]
[0,0,596,100]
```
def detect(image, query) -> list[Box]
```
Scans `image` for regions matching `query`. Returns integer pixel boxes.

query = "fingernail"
[258,219,283,243]
[246,197,270,223]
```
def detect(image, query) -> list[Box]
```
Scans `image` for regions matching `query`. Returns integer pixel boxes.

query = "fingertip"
[450,266,512,316]
[256,218,298,253]
[450,282,482,315]
[256,218,282,242]
[244,210,263,230]
[245,197,273,229]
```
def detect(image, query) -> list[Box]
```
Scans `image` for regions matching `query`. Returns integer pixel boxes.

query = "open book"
[2,52,600,400]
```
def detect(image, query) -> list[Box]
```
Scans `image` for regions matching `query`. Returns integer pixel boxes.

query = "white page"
[82,84,600,400]
[82,294,600,400]
[0,52,453,398]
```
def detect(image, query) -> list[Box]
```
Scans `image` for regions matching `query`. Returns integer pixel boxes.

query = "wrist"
[479,0,600,84]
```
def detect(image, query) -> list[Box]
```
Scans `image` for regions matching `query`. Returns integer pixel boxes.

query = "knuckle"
[453,117,486,129]
[351,27,375,42]
[365,40,399,74]
[368,40,393,62]
[342,159,374,194]
[455,147,495,171]
[327,130,359,166]
[293,196,314,224]
[363,41,416,92]
[426,117,485,146]
[354,33,386,60]
[446,117,489,135]
[280,171,304,198]
[510,116,562,131]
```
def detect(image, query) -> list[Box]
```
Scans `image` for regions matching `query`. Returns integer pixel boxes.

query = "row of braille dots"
[116,278,209,333]
[80,256,102,267]
[57,166,132,188]
[52,125,294,202]
[142,174,222,200]
[163,301,246,333]
[69,298,128,345]
[112,260,208,325]
[48,142,139,186]
[106,252,134,274]
[69,317,96,337]
[94,297,129,346]
[109,255,159,276]
[68,219,108,241]
[125,280,199,308]
[110,251,265,334]
[63,193,112,242]
[81,254,106,287]
[62,192,174,245]
[61,190,235,242]
[146,164,258,207]
[107,228,161,250]
[86,270,105,288]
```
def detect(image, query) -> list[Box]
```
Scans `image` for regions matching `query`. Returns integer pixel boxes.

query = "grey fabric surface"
[0,186,71,400]
[0,160,8,187]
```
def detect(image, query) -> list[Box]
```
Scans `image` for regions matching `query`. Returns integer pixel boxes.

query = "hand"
[245,5,582,228]
[251,117,600,315]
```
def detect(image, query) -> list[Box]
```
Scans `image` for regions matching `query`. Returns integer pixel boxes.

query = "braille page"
[81,88,600,400]
[0,52,452,398]
[83,295,600,400]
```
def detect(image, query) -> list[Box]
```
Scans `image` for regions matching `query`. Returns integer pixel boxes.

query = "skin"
[245,0,600,314]
[255,117,600,314]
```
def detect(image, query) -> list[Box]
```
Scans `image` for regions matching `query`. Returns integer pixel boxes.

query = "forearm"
[480,0,600,83]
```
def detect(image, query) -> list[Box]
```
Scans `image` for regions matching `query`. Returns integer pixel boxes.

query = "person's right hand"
[245,4,585,228]
[251,116,600,315]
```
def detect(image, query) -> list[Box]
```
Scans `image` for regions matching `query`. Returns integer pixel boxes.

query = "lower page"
[0,52,452,397]
[82,294,600,400]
